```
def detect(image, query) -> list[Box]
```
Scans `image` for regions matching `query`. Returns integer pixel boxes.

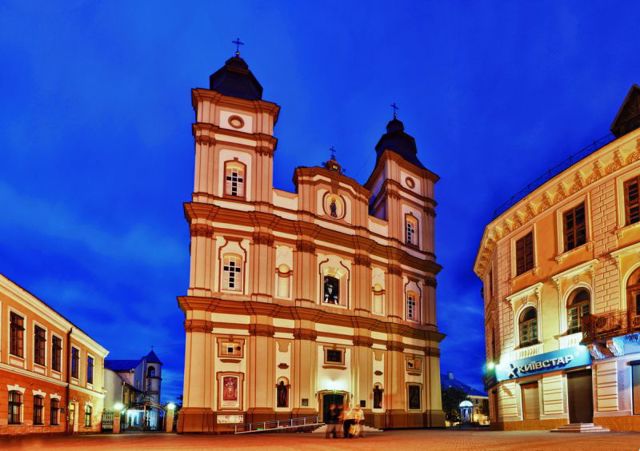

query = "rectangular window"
[71,347,80,379]
[85,406,92,427]
[33,396,44,425]
[407,293,416,321]
[10,312,25,357]
[8,391,22,424]
[563,203,587,252]
[324,348,345,366]
[34,326,46,366]
[87,356,94,384]
[625,176,640,225]
[50,398,60,425]
[408,385,421,410]
[52,336,62,372]
[515,232,534,275]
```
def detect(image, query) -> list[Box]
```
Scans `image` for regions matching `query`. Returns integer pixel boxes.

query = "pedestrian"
[325,403,340,439]
[342,403,355,438]
[353,405,365,438]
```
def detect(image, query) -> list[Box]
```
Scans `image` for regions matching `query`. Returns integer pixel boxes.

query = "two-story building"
[0,274,108,434]
[475,85,640,431]
[177,50,445,432]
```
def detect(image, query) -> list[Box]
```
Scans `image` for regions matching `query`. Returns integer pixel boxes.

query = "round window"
[228,115,245,129]
[405,177,415,189]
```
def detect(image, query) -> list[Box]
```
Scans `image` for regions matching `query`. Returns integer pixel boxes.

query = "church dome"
[209,55,263,100]
[375,117,425,169]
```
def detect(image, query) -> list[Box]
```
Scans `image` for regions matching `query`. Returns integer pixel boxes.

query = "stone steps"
[550,423,610,433]
[312,424,383,434]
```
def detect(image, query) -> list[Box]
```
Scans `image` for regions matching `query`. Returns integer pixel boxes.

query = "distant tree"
[442,387,469,423]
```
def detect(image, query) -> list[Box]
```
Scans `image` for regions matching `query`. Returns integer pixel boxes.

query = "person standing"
[353,406,365,438]
[325,403,340,439]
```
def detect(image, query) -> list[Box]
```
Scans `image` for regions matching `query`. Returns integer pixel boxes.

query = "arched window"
[406,291,418,321]
[323,276,340,304]
[519,307,538,347]
[50,398,60,426]
[276,380,289,408]
[84,405,92,428]
[224,161,246,198]
[405,214,419,246]
[8,390,22,425]
[147,366,156,378]
[222,254,243,292]
[372,284,384,315]
[567,288,590,334]
[33,395,44,425]
[628,267,640,319]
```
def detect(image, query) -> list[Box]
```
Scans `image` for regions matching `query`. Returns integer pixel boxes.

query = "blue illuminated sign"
[611,333,640,356]
[494,345,591,382]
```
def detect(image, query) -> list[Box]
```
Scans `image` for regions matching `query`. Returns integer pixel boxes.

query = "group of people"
[324,403,366,439]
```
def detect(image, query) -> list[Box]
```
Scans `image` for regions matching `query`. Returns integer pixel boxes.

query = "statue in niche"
[323,276,340,304]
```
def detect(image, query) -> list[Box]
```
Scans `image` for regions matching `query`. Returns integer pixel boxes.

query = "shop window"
[221,254,243,292]
[563,203,587,252]
[408,385,421,410]
[518,307,538,347]
[373,386,383,409]
[8,390,22,424]
[405,214,418,246]
[224,161,246,198]
[50,398,60,426]
[71,347,80,379]
[624,176,640,225]
[84,405,92,428]
[10,312,24,357]
[52,336,62,372]
[567,288,590,334]
[33,395,44,425]
[515,232,534,275]
[323,276,340,304]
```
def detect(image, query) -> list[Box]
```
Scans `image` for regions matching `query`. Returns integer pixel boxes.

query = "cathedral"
[177,49,445,433]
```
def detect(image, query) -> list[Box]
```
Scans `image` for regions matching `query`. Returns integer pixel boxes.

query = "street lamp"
[166,402,176,411]
[113,402,124,412]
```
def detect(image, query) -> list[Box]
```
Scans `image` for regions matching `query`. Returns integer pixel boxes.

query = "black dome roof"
[375,118,424,169]
[209,55,263,100]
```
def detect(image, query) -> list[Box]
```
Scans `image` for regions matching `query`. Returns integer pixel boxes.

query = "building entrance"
[321,393,345,424]
[567,369,593,423]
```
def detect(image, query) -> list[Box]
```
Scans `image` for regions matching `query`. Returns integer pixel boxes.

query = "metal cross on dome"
[329,146,336,160]
[390,102,399,119]
[232,38,244,56]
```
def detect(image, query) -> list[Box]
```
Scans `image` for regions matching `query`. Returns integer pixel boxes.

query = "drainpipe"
[65,327,73,434]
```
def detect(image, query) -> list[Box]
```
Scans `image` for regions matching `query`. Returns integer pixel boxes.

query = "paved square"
[3,429,640,450]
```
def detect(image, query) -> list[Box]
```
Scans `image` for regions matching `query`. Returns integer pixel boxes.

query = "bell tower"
[179,48,280,432]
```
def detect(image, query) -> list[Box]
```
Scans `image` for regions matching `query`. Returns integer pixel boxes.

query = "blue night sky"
[2,1,640,402]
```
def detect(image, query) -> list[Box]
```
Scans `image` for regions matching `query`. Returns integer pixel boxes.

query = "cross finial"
[232,38,244,56]
[390,102,399,119]
[329,146,336,160]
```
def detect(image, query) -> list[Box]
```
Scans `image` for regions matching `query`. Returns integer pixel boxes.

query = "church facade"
[177,51,445,433]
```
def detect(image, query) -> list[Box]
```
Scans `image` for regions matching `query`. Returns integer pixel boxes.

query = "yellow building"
[475,85,640,431]
[177,51,445,433]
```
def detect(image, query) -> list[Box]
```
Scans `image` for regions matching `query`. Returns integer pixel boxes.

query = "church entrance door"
[321,393,345,423]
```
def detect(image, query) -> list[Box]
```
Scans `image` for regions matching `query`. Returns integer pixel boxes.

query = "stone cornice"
[475,130,640,278]
[177,296,445,342]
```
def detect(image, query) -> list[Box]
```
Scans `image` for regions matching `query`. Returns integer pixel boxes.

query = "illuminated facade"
[0,275,108,435]
[475,85,640,431]
[177,52,445,432]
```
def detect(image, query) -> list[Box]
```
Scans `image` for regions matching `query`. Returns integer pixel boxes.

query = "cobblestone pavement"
[2,429,640,450]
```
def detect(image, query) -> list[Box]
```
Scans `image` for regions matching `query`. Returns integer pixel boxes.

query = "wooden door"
[567,370,593,423]
[521,382,540,420]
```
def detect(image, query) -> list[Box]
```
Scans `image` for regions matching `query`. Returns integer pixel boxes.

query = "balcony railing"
[582,311,640,342]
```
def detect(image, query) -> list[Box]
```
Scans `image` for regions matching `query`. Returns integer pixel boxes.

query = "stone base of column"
[176,407,216,433]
